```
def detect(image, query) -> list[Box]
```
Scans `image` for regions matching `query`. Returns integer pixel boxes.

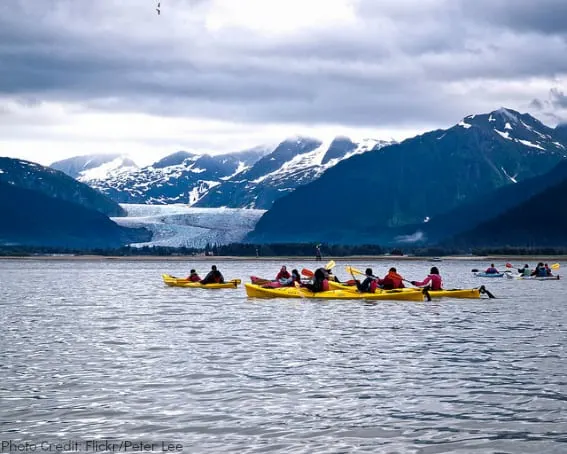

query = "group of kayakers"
[483,262,555,277]
[251,264,444,293]
[185,265,225,284]
[517,262,554,277]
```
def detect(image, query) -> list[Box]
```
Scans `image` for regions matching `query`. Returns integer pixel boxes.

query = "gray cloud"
[1,0,566,132]
[455,0,567,36]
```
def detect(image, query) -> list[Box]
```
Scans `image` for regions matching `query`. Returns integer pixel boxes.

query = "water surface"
[1,258,566,453]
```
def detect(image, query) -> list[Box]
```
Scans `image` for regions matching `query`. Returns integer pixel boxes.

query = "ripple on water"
[0,259,566,452]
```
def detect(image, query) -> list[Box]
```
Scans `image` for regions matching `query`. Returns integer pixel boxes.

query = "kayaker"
[518,264,531,276]
[186,269,201,282]
[200,265,225,284]
[357,268,379,293]
[305,267,329,292]
[411,266,443,290]
[275,266,291,281]
[544,263,552,276]
[485,264,499,274]
[531,262,546,277]
[381,267,405,290]
[291,269,302,285]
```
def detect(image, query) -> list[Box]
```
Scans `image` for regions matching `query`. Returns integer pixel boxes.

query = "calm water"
[0,258,566,453]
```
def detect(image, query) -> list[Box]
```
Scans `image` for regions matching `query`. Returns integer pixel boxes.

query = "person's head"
[280,265,287,271]
[212,265,217,271]
[430,267,439,275]
[545,263,549,266]
[365,268,373,276]
[190,269,196,274]
[490,263,495,267]
[538,262,544,267]
[292,269,299,277]
[524,264,529,268]
[389,267,397,273]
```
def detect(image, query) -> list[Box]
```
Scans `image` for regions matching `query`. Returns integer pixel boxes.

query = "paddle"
[302,261,335,278]
[301,268,314,278]
[346,265,413,285]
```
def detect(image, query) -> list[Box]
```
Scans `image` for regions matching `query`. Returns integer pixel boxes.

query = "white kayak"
[510,274,560,281]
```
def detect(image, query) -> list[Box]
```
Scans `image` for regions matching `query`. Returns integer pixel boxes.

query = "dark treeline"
[1,243,567,257]
[469,246,567,256]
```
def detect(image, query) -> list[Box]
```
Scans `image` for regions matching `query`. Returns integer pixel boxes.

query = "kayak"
[295,286,425,302]
[162,274,241,288]
[514,275,560,281]
[328,281,484,299]
[245,283,301,298]
[245,283,425,301]
[474,272,505,278]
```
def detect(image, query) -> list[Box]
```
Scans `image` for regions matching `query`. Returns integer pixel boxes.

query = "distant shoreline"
[1,255,565,261]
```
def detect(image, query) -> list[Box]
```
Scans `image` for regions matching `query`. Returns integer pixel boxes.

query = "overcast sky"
[1,0,566,166]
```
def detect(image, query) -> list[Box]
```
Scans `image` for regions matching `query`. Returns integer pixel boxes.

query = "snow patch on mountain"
[517,139,545,150]
[78,157,138,181]
[111,204,266,248]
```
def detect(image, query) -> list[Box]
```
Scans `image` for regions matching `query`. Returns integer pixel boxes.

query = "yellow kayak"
[245,283,425,301]
[162,274,241,288]
[245,283,300,298]
[328,281,485,299]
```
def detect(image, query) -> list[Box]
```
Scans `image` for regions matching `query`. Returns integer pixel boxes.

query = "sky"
[1,0,567,166]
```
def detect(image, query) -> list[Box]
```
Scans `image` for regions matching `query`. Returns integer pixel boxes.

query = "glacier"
[111,204,266,248]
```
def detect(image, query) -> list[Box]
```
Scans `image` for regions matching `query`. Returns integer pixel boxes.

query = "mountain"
[194,136,394,209]
[78,147,270,205]
[0,181,149,248]
[247,108,567,245]
[0,158,126,217]
[446,172,567,248]
[556,123,567,143]
[391,158,567,245]
[50,153,138,180]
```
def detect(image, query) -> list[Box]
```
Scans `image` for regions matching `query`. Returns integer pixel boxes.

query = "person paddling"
[411,267,443,290]
[485,263,499,274]
[531,262,546,277]
[275,266,291,282]
[200,265,224,284]
[305,267,329,292]
[186,269,201,282]
[382,267,405,290]
[357,268,379,293]
[518,264,531,277]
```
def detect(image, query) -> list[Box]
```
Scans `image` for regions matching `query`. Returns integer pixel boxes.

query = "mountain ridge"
[247,108,567,245]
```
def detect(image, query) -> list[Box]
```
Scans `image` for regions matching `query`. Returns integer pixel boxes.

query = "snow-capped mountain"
[194,136,396,209]
[67,137,394,209]
[248,108,567,245]
[112,204,265,248]
[73,147,270,205]
[51,154,139,180]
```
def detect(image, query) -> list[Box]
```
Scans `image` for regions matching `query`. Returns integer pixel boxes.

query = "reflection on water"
[1,259,566,453]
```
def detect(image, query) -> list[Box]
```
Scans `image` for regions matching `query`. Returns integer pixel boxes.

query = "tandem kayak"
[162,274,241,288]
[245,283,425,301]
[513,275,560,280]
[328,281,488,299]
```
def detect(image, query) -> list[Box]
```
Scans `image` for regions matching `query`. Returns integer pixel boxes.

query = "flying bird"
[156,2,161,15]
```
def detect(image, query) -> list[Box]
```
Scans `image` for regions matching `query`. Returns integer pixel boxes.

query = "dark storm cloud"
[1,0,566,129]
